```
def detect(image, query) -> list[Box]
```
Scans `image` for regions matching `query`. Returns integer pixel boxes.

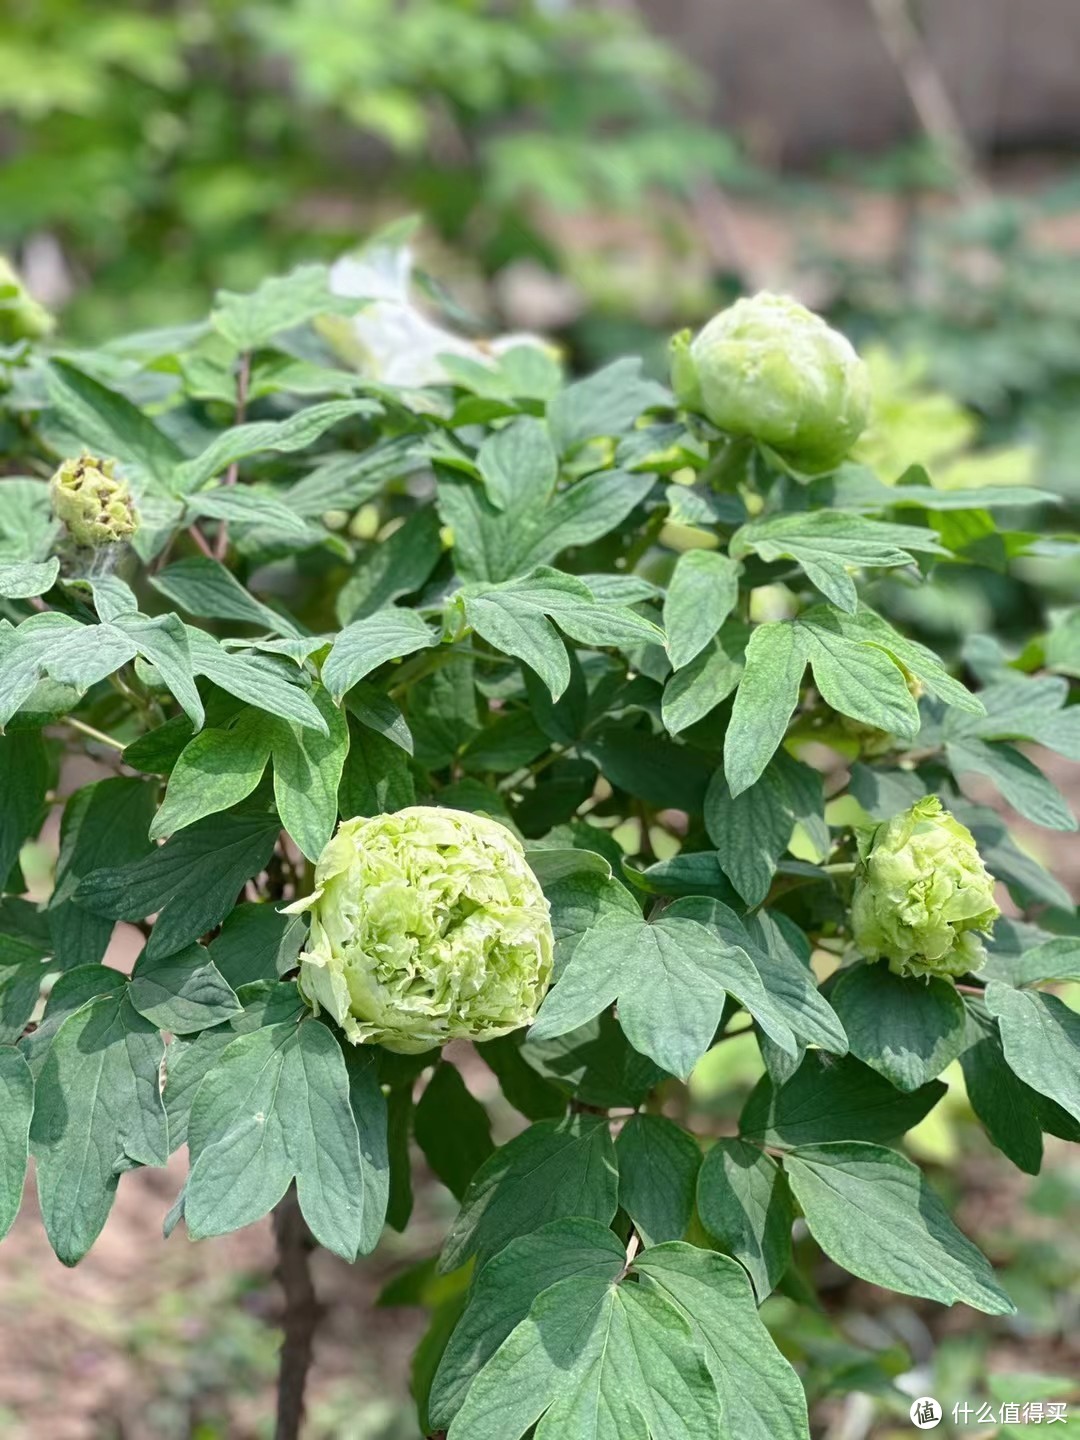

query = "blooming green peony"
[851,796,999,980]
[670,292,871,474]
[287,807,554,1053]
[50,454,138,548]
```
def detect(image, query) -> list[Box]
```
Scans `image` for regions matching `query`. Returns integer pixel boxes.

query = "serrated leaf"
[439,1114,618,1273]
[0,1046,33,1241]
[740,1053,945,1147]
[323,606,434,702]
[616,1114,700,1245]
[830,963,968,1091]
[531,907,795,1082]
[984,982,1080,1124]
[128,943,242,1034]
[636,1243,811,1440]
[697,1138,793,1300]
[76,809,280,960]
[184,1016,387,1258]
[30,991,168,1265]
[784,1141,1014,1313]
[663,551,741,670]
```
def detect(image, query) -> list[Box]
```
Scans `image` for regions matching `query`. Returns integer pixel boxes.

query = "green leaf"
[784,1142,1014,1313]
[185,1016,387,1258]
[705,751,824,907]
[323,606,434,702]
[954,802,1072,911]
[959,1007,1044,1175]
[339,717,416,817]
[211,264,360,351]
[531,907,796,1082]
[662,622,747,734]
[1005,936,1080,987]
[945,738,1076,832]
[271,684,349,859]
[800,608,921,739]
[740,1054,945,1148]
[731,512,943,612]
[46,360,183,491]
[616,1114,700,1245]
[76,809,280,960]
[444,1269,718,1440]
[582,725,713,813]
[0,729,48,889]
[184,628,327,732]
[0,558,59,600]
[30,991,168,1265]
[162,1027,237,1153]
[0,1046,33,1241]
[663,551,741,670]
[984,982,1080,1124]
[207,902,306,989]
[47,778,157,968]
[834,607,982,715]
[672,899,847,1057]
[151,710,275,839]
[336,506,443,623]
[151,556,298,636]
[548,358,670,453]
[477,1034,566,1120]
[464,591,570,700]
[17,965,126,1077]
[521,1009,664,1107]
[723,622,809,797]
[431,1219,625,1429]
[830,963,968,1091]
[128,943,242,1034]
[185,486,315,538]
[117,612,205,729]
[414,1061,494,1201]
[476,416,558,510]
[173,400,380,493]
[697,1138,793,1301]
[636,1243,811,1440]
[439,1114,618,1273]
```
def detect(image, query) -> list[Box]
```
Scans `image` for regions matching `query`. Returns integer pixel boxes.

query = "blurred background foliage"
[1,1,1079,1436]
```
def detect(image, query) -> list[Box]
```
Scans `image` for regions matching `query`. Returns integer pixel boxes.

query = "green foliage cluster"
[0,256,1078,1437]
[0,0,734,338]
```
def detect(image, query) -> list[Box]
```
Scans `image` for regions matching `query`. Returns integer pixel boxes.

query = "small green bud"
[851,796,999,980]
[0,256,54,344]
[50,455,139,548]
[286,806,554,1053]
[671,292,871,474]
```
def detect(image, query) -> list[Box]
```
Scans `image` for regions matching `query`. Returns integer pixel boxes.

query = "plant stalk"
[273,1185,322,1440]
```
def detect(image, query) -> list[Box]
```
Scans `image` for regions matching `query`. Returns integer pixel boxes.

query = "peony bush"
[0,248,1077,1438]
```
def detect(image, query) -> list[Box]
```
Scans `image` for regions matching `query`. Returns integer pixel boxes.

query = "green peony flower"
[286,806,554,1053]
[670,292,871,474]
[50,455,138,548]
[851,796,999,980]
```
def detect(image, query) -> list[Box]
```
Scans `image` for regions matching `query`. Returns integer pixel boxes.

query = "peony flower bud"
[0,256,54,344]
[670,292,871,474]
[286,806,554,1053]
[50,455,139,548]
[851,796,999,980]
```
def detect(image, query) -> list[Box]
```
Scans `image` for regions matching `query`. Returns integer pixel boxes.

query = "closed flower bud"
[286,806,554,1053]
[0,256,54,344]
[851,796,999,980]
[670,292,871,474]
[50,455,139,548]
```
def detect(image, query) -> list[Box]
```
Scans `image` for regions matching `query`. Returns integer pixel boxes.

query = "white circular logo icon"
[910,1397,943,1429]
